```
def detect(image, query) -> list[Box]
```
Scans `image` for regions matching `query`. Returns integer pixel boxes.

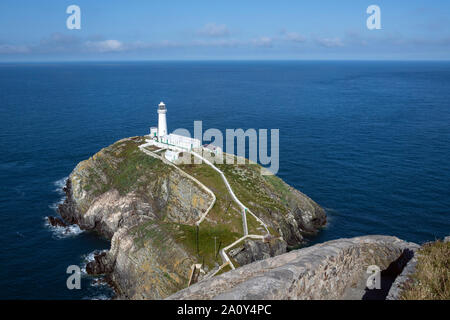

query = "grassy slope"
[179,156,250,269]
[81,138,251,269]
[401,240,450,300]
[82,136,170,197]
[79,137,299,271]
[217,161,291,235]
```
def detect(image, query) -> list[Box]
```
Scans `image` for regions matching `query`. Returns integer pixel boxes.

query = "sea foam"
[44,217,84,239]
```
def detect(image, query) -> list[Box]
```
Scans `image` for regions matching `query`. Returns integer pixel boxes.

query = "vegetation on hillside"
[82,136,171,197]
[77,137,320,272]
[401,240,450,300]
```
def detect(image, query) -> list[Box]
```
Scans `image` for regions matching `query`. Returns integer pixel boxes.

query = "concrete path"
[139,138,270,274]
[189,150,270,235]
[139,142,216,225]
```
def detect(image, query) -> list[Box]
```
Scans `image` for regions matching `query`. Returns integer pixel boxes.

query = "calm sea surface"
[1,61,449,299]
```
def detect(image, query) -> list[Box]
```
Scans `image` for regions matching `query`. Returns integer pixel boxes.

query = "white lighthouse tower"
[157,101,167,140]
[148,100,202,160]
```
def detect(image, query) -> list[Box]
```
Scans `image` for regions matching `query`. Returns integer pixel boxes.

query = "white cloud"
[192,39,241,47]
[252,37,273,47]
[315,37,344,48]
[0,44,30,54]
[199,23,230,37]
[84,40,124,52]
[40,33,80,47]
[282,31,306,43]
[7,29,450,58]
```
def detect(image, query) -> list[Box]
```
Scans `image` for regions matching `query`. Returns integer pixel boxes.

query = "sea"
[0,61,449,299]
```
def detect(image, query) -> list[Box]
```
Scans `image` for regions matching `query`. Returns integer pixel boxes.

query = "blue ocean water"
[0,61,449,299]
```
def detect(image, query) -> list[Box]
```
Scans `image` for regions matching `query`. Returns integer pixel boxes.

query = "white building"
[149,101,202,153]
[204,143,222,156]
[157,101,168,139]
[166,133,201,150]
[164,150,181,162]
[150,126,158,138]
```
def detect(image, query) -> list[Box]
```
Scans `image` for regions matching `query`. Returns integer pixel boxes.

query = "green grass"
[182,153,284,237]
[180,158,245,234]
[263,174,291,206]
[83,137,171,197]
[215,264,232,276]
[217,161,286,236]
[170,221,241,270]
[401,240,450,300]
[180,222,241,269]
[81,141,297,277]
[130,219,241,270]
[246,211,263,235]
[130,220,172,251]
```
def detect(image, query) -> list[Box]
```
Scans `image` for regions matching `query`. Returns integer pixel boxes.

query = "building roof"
[165,150,180,156]
[168,133,201,143]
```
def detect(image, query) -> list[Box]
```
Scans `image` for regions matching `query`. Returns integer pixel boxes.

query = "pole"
[215,241,222,260]
[196,225,199,255]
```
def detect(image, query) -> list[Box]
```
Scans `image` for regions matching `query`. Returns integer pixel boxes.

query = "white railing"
[139,139,271,276]
[139,142,216,226]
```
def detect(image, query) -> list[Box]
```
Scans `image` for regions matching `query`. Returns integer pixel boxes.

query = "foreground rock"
[167,235,419,300]
[47,216,67,227]
[58,136,326,299]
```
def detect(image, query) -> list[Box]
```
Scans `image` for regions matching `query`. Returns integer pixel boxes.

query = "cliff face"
[58,136,326,299]
[168,235,420,300]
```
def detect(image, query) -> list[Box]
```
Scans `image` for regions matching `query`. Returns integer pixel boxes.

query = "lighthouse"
[148,101,201,155]
[157,101,167,140]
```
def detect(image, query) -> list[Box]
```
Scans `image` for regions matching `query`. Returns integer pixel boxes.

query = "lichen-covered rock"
[167,235,419,300]
[107,224,195,299]
[386,251,418,300]
[229,238,287,266]
[58,136,326,299]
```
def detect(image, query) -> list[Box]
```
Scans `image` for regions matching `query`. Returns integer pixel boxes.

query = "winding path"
[139,138,270,274]
[189,150,270,234]
[139,141,216,225]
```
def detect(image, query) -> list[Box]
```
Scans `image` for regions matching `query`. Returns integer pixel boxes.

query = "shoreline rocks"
[47,216,67,228]
[86,251,113,275]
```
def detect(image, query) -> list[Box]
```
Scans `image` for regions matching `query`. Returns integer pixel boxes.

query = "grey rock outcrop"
[167,235,419,300]
[385,251,418,300]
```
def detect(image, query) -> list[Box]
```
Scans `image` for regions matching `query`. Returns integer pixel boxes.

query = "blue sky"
[0,0,449,61]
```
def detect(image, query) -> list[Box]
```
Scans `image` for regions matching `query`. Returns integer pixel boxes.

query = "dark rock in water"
[58,178,81,226]
[86,252,113,275]
[47,216,67,227]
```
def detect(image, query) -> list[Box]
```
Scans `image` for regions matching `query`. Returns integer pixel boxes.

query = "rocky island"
[56,136,327,299]
[53,135,450,300]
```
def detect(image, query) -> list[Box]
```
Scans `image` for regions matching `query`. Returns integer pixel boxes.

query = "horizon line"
[1,58,450,64]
